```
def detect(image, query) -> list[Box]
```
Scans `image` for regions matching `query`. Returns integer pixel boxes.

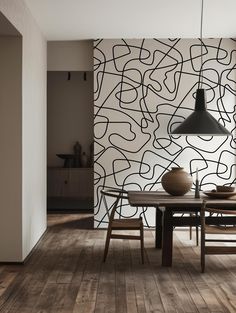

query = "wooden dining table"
[128,191,236,266]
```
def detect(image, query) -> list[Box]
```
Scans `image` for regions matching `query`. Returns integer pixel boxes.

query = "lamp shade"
[171,89,231,136]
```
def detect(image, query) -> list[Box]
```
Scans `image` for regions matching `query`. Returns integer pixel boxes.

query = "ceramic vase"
[161,167,193,196]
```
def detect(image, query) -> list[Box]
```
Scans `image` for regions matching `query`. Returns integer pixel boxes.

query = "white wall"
[0,0,47,261]
[47,40,93,71]
[47,71,93,167]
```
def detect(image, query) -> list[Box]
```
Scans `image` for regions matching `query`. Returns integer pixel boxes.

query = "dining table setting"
[127,166,236,267]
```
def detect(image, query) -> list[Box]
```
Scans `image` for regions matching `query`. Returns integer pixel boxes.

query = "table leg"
[162,209,173,267]
[155,208,162,248]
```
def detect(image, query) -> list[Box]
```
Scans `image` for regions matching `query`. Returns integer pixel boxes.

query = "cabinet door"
[47,168,70,197]
[47,168,93,198]
[68,168,93,198]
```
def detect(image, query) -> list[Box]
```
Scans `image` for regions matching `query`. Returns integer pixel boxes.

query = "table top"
[128,190,236,208]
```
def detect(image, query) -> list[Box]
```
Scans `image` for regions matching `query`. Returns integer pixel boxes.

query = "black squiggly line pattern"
[94,39,236,228]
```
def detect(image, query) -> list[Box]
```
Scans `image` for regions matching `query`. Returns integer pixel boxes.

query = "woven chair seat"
[112,218,142,229]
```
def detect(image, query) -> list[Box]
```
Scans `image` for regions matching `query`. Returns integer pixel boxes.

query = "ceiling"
[24,0,236,40]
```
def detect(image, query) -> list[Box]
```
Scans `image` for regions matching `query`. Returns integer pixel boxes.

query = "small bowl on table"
[216,185,235,193]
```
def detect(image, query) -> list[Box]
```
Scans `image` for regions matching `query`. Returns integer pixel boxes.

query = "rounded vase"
[161,167,193,196]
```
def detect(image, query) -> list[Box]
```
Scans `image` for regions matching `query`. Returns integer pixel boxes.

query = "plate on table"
[203,191,236,199]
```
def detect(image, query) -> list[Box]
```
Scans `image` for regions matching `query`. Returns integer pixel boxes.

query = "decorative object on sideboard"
[56,154,75,168]
[56,141,93,168]
[81,151,89,168]
[73,141,81,167]
[170,0,231,136]
[56,141,82,168]
[161,167,193,196]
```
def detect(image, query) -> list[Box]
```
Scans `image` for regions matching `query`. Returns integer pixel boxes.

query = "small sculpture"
[73,141,81,167]
[81,152,88,168]
[74,141,81,155]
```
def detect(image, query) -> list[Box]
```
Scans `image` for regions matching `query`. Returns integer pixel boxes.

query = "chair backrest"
[201,200,236,229]
[101,188,128,221]
[201,200,236,216]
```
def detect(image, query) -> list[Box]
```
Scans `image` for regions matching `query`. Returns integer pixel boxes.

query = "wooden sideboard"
[47,167,93,199]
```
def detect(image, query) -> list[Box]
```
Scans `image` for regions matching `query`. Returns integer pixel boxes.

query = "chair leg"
[196,226,199,246]
[195,212,199,246]
[201,247,205,273]
[190,213,199,246]
[189,213,192,240]
[103,226,112,262]
[140,226,144,264]
[201,226,205,273]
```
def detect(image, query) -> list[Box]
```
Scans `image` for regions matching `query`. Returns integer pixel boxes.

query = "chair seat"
[112,218,142,230]
[205,246,236,255]
[205,225,236,234]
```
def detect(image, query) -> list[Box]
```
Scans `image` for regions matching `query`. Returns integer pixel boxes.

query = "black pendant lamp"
[171,0,231,136]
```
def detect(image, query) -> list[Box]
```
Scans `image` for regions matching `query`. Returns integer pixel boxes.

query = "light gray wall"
[47,41,93,71]
[0,0,47,261]
[47,71,93,167]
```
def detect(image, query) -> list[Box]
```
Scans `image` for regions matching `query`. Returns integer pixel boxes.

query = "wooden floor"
[0,214,236,313]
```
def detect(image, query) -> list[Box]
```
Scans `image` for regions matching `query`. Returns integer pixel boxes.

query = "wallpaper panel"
[94,39,236,228]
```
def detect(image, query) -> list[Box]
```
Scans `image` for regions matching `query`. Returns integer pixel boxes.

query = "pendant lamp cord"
[199,0,204,88]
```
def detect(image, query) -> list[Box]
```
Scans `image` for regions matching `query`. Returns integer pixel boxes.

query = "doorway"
[47,71,94,213]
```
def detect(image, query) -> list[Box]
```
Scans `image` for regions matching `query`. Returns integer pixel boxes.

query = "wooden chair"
[101,188,144,263]
[200,200,236,273]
